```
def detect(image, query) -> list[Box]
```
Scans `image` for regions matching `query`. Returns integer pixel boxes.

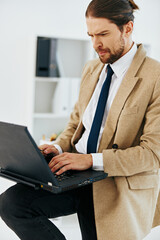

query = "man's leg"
[77,185,97,240]
[0,183,79,240]
[0,183,97,240]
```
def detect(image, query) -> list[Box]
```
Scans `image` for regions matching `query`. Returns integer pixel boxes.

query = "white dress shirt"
[55,43,137,171]
[75,43,137,170]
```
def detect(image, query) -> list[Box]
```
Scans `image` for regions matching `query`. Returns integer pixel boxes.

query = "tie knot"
[107,64,114,77]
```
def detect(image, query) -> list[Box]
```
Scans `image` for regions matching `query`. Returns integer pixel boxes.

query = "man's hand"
[39,144,59,160]
[48,152,93,175]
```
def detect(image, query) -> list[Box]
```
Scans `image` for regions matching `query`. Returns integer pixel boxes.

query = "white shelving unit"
[31,36,95,144]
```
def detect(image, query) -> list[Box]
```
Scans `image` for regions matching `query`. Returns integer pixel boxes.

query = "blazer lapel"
[98,44,147,152]
[80,61,104,114]
[72,61,104,145]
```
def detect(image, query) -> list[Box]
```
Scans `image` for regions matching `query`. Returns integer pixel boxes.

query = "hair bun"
[129,0,139,10]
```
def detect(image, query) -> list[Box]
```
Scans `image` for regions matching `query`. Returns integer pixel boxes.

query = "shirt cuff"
[91,153,104,171]
[53,144,63,154]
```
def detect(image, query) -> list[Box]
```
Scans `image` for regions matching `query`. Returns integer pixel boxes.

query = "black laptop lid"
[0,122,54,184]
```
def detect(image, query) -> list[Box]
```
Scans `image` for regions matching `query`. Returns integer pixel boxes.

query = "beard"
[96,34,125,64]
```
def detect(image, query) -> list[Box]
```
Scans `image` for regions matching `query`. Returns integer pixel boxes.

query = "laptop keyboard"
[53,171,75,182]
[43,153,77,182]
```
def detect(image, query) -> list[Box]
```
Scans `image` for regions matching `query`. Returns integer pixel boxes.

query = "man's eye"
[100,33,107,36]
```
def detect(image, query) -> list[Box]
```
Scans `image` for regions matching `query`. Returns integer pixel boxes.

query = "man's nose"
[92,37,102,49]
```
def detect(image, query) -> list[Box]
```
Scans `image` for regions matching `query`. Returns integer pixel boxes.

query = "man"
[1,0,160,239]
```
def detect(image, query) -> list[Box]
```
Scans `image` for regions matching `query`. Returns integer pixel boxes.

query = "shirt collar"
[107,43,137,78]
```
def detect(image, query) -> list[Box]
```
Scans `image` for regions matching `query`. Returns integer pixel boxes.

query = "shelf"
[33,115,70,144]
[35,77,59,82]
[35,77,80,83]
[33,113,70,119]
[31,36,94,144]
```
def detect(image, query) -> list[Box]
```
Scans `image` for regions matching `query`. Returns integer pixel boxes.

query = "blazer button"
[112,144,118,149]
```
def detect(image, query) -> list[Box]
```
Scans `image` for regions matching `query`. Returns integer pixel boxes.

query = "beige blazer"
[55,44,160,240]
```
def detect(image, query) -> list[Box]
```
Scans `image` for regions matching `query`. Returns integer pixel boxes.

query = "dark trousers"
[0,183,97,240]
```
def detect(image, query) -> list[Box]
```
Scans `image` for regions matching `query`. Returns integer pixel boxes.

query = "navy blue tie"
[87,65,114,154]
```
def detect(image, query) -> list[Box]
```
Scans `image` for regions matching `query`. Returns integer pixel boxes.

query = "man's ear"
[124,21,134,37]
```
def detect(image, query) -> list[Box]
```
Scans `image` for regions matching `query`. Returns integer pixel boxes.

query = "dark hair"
[85,0,139,31]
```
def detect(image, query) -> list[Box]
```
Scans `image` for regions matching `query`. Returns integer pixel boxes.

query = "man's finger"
[50,159,70,172]
[55,164,72,175]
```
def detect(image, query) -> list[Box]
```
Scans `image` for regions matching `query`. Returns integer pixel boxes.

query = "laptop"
[0,121,107,193]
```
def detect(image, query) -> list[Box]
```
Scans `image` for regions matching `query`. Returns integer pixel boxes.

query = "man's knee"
[0,184,25,224]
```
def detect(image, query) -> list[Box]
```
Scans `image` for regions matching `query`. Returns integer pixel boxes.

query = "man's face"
[86,17,129,64]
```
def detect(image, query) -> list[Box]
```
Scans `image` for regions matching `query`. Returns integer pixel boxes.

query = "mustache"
[96,47,111,54]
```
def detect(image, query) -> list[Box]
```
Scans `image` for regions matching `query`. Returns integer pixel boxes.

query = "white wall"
[133,0,160,60]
